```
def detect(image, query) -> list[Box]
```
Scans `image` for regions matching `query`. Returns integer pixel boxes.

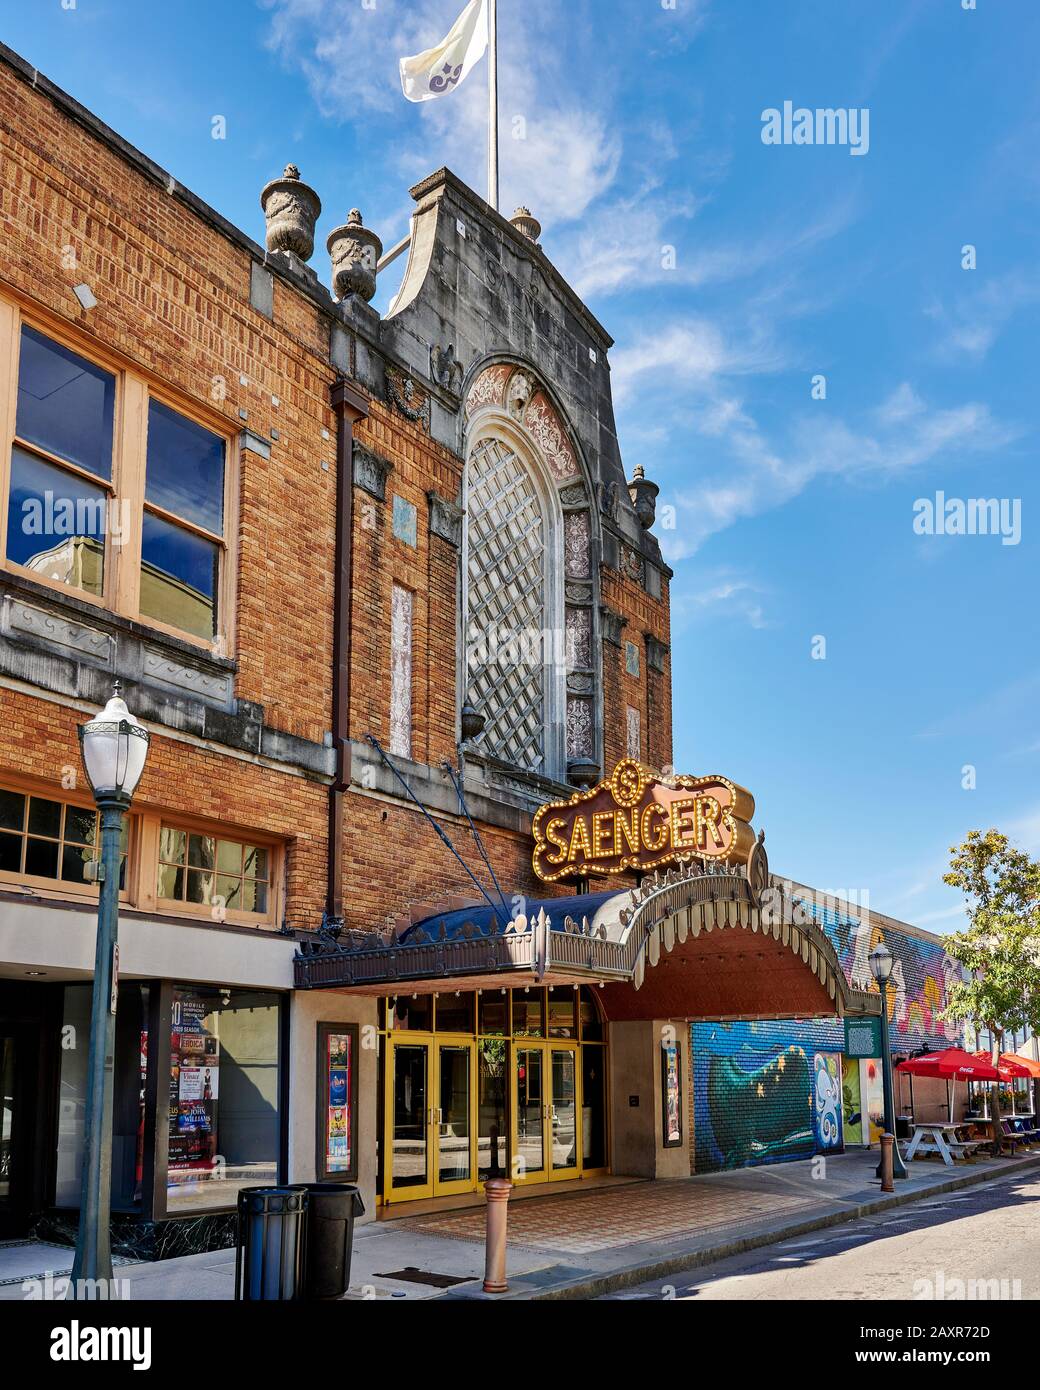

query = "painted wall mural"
[692,1019,844,1172]
[842,1055,863,1145]
[692,919,964,1172]
[806,902,965,1053]
[813,1052,844,1151]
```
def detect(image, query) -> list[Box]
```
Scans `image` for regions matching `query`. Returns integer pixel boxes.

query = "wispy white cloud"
[671,570,771,631]
[925,269,1040,363]
[262,0,623,225]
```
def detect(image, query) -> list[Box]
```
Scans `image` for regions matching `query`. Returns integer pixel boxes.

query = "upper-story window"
[9,326,116,599]
[0,785,128,892]
[1,303,232,649]
[463,432,564,778]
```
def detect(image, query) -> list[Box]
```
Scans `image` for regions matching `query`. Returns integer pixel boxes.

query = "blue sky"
[4,0,1037,934]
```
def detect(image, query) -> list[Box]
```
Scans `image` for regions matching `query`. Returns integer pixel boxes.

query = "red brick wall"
[0,60,675,939]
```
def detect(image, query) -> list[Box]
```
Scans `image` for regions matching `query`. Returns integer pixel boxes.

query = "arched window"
[462,363,600,788]
[463,432,563,777]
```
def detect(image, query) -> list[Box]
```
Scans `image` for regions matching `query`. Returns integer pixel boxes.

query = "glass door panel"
[436,1043,473,1190]
[0,1035,15,1200]
[478,1038,508,1180]
[515,1046,546,1182]
[550,1047,578,1177]
[581,1045,607,1169]
[388,1042,432,1198]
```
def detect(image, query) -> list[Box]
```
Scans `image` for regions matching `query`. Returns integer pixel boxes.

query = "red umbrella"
[897,1049,1000,1080]
[974,1052,1040,1080]
[898,1049,1000,1123]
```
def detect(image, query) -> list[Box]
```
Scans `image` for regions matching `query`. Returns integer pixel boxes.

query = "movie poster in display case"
[317,1023,359,1181]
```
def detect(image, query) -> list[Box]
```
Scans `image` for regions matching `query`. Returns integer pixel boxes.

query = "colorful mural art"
[691,910,965,1172]
[692,1019,844,1171]
[803,900,965,1053]
[813,1052,844,1151]
[842,1055,863,1144]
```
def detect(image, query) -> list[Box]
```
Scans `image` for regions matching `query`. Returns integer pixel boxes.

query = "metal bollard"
[880,1133,895,1193]
[482,1177,513,1293]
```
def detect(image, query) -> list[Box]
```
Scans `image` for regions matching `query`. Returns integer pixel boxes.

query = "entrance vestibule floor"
[394,1171,821,1255]
[377,1172,634,1221]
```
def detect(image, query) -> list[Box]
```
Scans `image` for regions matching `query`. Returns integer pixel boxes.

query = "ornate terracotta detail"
[385,365,430,431]
[506,369,536,421]
[564,511,590,578]
[430,342,464,395]
[524,391,578,482]
[260,164,321,262]
[464,363,511,418]
[327,208,382,302]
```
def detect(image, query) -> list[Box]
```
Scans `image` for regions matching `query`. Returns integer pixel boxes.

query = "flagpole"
[487,0,499,211]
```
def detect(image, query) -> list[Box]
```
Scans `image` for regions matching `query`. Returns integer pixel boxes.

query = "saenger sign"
[532,758,756,883]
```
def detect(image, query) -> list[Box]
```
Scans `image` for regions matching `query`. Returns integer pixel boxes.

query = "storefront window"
[478,991,509,1036]
[435,994,474,1033]
[388,994,432,1031]
[478,1037,508,1180]
[512,990,543,1037]
[547,987,575,1038]
[167,986,281,1210]
[578,986,603,1041]
[56,982,149,1208]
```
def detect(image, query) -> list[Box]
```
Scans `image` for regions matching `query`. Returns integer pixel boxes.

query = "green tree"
[940,830,1040,1151]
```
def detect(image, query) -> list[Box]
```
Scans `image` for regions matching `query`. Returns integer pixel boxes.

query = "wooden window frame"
[0,774,135,905]
[146,814,284,929]
[0,292,238,657]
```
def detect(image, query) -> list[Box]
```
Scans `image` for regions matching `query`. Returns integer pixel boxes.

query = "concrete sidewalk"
[3,1147,1038,1302]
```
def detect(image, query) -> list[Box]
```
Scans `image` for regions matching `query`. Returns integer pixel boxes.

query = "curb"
[470,1153,1040,1301]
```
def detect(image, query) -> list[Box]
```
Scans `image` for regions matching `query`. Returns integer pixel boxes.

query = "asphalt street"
[603,1169,1040,1301]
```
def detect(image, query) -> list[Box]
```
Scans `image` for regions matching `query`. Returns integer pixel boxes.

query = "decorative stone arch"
[462,359,601,785]
[594,868,879,1023]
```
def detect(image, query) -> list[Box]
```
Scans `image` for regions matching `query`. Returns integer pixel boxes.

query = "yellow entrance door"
[547,1044,580,1180]
[383,1036,477,1203]
[511,1042,581,1185]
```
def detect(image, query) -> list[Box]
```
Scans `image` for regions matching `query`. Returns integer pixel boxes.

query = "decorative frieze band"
[427,490,463,547]
[353,441,393,501]
[599,603,625,647]
[646,634,670,674]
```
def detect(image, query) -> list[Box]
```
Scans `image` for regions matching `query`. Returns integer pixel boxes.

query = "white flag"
[399,0,488,103]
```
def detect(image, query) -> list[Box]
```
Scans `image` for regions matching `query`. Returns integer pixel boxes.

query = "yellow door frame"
[510,1039,583,1185]
[382,1033,478,1204]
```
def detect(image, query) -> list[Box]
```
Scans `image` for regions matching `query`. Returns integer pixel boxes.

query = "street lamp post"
[68,682,149,1298]
[868,941,908,1180]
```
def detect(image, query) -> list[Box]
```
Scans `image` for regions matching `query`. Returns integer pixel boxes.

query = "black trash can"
[235,1185,309,1301]
[302,1182,366,1300]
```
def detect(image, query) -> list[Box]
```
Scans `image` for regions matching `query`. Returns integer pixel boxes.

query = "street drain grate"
[375,1267,474,1289]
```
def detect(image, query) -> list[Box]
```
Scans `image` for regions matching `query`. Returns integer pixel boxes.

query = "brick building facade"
[0,41,960,1254]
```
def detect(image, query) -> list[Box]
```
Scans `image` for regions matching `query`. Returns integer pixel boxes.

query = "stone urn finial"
[628,465,660,530]
[509,206,542,245]
[327,208,383,303]
[260,164,321,262]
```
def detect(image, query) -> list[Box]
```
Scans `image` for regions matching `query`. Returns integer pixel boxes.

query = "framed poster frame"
[316,1021,359,1183]
[660,1038,683,1149]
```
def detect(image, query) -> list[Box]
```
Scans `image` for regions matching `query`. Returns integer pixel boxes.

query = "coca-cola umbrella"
[971,1051,1040,1117]
[897,1049,1000,1123]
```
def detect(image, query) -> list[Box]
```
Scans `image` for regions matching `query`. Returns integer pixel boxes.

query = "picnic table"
[904,1121,986,1165]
